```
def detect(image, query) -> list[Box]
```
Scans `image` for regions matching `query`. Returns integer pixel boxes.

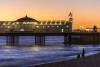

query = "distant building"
[0,12,73,33]
[86,25,99,32]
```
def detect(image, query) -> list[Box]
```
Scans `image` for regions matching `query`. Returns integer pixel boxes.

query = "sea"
[0,36,99,67]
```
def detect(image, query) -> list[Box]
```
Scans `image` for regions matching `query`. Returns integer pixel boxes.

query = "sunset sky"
[0,0,100,29]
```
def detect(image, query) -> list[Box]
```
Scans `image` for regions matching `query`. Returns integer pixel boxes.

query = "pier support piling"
[35,35,45,46]
[64,33,72,46]
[6,36,19,46]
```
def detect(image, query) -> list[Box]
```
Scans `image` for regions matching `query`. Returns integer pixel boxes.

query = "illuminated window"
[16,22,19,24]
[36,26,39,28]
[30,22,33,24]
[43,26,45,29]
[59,22,62,25]
[61,29,64,32]
[66,25,69,28]
[34,22,38,25]
[7,26,10,29]
[20,29,24,31]
[12,23,15,25]
[23,22,26,24]
[27,22,30,24]
[3,23,6,25]
[55,22,57,25]
[47,26,50,28]
[57,26,59,28]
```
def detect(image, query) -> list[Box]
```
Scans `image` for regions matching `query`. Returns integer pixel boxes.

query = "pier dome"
[15,15,39,22]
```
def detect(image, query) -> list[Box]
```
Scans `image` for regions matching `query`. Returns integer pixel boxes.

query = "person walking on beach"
[82,48,85,57]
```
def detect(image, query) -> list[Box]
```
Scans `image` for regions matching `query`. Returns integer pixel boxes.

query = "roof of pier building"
[15,15,39,22]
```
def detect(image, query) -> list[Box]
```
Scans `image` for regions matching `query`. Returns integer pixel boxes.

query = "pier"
[0,31,99,46]
[0,12,99,46]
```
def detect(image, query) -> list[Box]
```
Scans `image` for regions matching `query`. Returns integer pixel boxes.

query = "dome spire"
[25,14,28,18]
[68,12,72,17]
[25,9,28,18]
[68,12,73,22]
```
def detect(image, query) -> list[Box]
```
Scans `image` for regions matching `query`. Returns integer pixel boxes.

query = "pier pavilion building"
[0,12,73,33]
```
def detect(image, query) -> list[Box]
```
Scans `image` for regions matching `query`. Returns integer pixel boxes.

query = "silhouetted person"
[93,25,97,32]
[77,54,81,59]
[82,48,85,57]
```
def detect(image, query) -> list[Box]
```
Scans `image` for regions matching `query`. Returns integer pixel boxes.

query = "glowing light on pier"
[32,46,40,51]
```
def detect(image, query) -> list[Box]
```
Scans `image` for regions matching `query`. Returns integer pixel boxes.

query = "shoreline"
[30,53,100,67]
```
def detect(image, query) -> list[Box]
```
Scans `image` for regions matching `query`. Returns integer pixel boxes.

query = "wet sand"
[32,53,100,67]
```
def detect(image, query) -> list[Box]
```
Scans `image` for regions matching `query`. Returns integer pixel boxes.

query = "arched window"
[47,21,51,25]
[56,21,60,25]
[52,21,55,25]
[43,21,46,25]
